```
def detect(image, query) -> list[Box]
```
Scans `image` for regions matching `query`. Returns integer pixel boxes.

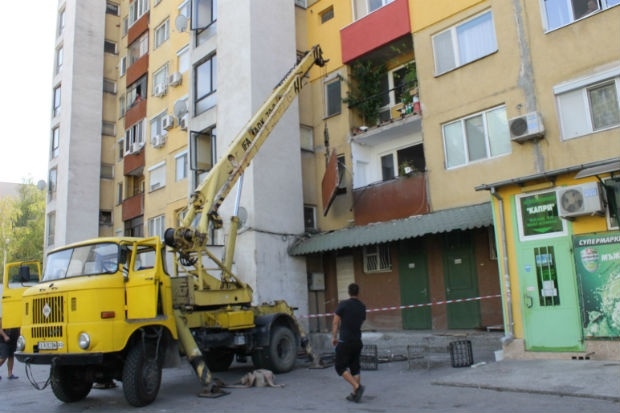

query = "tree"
[0,181,45,279]
[342,60,387,126]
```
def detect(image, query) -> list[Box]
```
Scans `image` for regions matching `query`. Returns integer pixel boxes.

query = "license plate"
[38,341,59,350]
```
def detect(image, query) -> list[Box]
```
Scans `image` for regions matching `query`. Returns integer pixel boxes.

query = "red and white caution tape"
[300,294,501,319]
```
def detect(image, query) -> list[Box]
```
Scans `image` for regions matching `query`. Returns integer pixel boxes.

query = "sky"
[0,2,57,185]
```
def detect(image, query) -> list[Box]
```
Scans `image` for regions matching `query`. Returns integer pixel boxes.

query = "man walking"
[331,283,366,403]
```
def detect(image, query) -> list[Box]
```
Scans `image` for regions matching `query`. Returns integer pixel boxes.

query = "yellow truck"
[15,45,327,407]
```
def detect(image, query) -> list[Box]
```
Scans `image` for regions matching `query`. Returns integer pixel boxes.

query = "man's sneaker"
[353,385,365,402]
[346,393,355,402]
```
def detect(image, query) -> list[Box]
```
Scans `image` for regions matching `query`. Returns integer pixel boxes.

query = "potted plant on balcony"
[397,62,418,116]
[399,160,418,177]
[343,60,386,127]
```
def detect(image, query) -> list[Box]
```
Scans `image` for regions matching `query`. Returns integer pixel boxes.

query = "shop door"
[517,239,584,351]
[443,232,481,328]
[399,239,431,329]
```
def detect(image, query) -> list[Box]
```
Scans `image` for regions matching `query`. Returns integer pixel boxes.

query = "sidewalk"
[432,359,620,402]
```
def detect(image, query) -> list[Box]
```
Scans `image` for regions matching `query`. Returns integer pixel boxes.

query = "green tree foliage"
[1,181,45,278]
[342,60,387,126]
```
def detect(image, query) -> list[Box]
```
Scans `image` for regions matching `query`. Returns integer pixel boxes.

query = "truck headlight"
[16,336,25,352]
[78,333,91,350]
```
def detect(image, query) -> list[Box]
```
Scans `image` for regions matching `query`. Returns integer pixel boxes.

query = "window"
[129,33,149,66]
[148,215,166,239]
[47,212,56,246]
[154,19,169,49]
[337,154,347,190]
[363,244,391,272]
[102,121,116,136]
[51,127,60,159]
[325,78,341,117]
[53,85,61,117]
[150,111,167,141]
[119,56,127,77]
[368,0,393,13]
[125,216,143,237]
[191,0,217,30]
[304,205,317,231]
[117,182,123,205]
[119,94,126,118]
[57,8,65,38]
[180,0,191,17]
[175,152,188,181]
[101,164,114,179]
[380,144,425,180]
[433,11,497,75]
[99,210,113,226]
[543,0,620,31]
[300,125,314,151]
[104,40,117,54]
[127,76,147,108]
[48,168,58,201]
[148,162,166,191]
[534,246,561,306]
[129,0,149,27]
[55,46,63,74]
[103,79,116,94]
[154,65,169,92]
[556,72,620,139]
[442,105,510,169]
[320,6,334,23]
[106,2,119,15]
[178,45,190,73]
[195,54,217,114]
[124,119,146,154]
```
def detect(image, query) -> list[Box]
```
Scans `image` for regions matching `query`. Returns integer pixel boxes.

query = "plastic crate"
[448,340,473,368]
[361,344,378,370]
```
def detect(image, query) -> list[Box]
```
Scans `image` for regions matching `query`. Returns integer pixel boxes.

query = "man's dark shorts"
[334,340,363,376]
[0,328,19,359]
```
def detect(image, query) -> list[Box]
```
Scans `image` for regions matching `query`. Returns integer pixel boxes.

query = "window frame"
[442,105,510,169]
[363,244,392,273]
[555,69,620,140]
[51,127,60,159]
[542,0,620,31]
[194,54,217,115]
[175,151,188,181]
[432,10,497,76]
[148,161,166,192]
[154,19,170,49]
[325,78,341,118]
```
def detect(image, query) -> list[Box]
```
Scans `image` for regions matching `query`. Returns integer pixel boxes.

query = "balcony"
[122,191,144,221]
[352,172,429,226]
[341,0,411,63]
[123,145,145,176]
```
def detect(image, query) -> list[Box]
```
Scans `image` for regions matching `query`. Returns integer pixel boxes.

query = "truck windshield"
[42,243,120,281]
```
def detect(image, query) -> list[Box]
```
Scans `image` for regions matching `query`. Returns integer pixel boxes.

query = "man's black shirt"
[335,297,366,342]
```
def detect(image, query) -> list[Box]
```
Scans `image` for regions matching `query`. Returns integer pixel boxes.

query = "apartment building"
[46,0,619,359]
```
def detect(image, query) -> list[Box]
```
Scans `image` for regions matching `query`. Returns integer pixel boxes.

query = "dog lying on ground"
[216,369,285,388]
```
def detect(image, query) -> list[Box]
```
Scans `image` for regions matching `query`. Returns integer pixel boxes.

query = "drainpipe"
[491,188,514,344]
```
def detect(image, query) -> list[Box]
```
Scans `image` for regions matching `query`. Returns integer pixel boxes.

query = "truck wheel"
[265,326,297,373]
[205,350,234,372]
[51,365,93,403]
[122,344,162,407]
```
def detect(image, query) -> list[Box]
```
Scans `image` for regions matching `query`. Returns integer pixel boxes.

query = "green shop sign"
[519,191,563,236]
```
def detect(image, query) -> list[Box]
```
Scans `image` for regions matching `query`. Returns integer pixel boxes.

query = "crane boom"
[164,45,327,295]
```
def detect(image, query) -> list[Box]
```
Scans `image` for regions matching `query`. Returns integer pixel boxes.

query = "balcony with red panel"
[352,172,429,226]
[340,0,411,64]
[122,191,144,221]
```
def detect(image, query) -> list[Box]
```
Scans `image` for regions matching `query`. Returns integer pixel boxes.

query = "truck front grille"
[32,296,65,324]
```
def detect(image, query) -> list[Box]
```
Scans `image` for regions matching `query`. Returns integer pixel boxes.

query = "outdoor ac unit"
[151,133,167,148]
[154,83,167,97]
[557,182,605,218]
[179,114,189,130]
[161,115,175,130]
[168,71,182,87]
[509,112,545,143]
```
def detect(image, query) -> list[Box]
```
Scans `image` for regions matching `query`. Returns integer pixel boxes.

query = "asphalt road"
[1,358,618,413]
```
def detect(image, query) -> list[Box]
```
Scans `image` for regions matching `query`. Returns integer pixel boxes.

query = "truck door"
[125,241,161,320]
[1,261,41,329]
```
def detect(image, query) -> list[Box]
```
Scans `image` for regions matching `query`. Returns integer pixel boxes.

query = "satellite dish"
[173,99,188,118]
[37,180,46,191]
[175,15,188,32]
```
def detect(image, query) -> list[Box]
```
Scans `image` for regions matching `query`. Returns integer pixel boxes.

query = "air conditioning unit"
[151,133,167,148]
[168,71,182,87]
[509,112,545,143]
[557,182,605,218]
[154,83,167,97]
[161,115,175,131]
[179,114,189,131]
